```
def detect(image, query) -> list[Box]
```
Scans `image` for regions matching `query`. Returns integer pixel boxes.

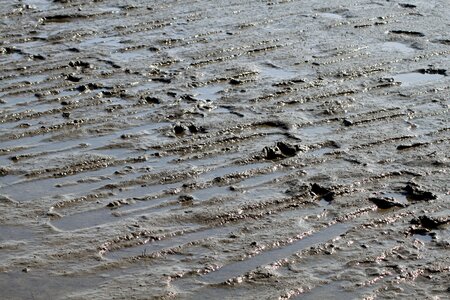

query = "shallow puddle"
[258,65,299,81]
[380,42,415,54]
[197,162,269,182]
[294,281,359,300]
[320,13,344,20]
[193,84,225,101]
[200,223,351,284]
[106,226,236,260]
[380,192,409,204]
[393,72,446,87]
[413,233,432,243]
[0,272,103,300]
[2,75,48,87]
[0,225,35,242]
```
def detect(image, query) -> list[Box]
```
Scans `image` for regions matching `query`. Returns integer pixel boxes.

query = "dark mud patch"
[404,183,437,201]
[369,196,407,209]
[260,142,305,160]
[389,30,425,37]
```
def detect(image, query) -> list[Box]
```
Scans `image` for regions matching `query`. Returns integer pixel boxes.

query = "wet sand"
[0,0,449,299]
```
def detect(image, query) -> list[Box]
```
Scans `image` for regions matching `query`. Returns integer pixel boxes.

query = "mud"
[1,0,449,299]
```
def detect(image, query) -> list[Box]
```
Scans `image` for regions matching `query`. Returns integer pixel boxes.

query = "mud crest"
[1,0,449,299]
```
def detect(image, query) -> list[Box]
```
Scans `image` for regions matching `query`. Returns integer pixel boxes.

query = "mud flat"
[1,0,449,299]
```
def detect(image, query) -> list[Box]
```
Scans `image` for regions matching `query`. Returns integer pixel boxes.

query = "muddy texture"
[0,0,449,299]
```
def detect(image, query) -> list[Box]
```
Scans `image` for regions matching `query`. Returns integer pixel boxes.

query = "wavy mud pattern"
[1,0,449,299]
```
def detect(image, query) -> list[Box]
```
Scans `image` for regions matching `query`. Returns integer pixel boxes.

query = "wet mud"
[1,0,449,299]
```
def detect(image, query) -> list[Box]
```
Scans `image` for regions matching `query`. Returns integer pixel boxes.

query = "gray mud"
[1,0,449,299]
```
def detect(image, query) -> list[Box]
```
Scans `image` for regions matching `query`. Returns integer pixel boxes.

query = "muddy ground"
[0,0,449,299]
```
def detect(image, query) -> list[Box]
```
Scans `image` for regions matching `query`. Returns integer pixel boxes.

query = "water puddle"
[193,85,225,101]
[320,13,344,20]
[0,271,103,300]
[234,171,283,188]
[294,281,358,300]
[110,49,153,63]
[52,204,165,232]
[0,52,23,65]
[52,181,179,231]
[79,36,123,50]
[413,233,432,243]
[379,192,409,205]
[259,64,299,81]
[292,124,336,143]
[0,155,174,203]
[106,226,235,260]
[198,162,269,182]
[319,198,332,207]
[201,223,351,284]
[126,80,161,93]
[0,122,169,167]
[190,185,234,201]
[23,0,54,11]
[0,93,37,107]
[309,147,335,157]
[380,42,415,54]
[0,225,35,242]
[393,72,446,87]
[184,285,253,300]
[2,74,48,87]
[71,172,284,231]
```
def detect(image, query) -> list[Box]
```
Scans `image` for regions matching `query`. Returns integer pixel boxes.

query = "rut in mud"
[0,0,449,299]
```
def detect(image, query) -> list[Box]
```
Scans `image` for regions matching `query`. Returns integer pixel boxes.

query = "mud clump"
[285,182,335,202]
[178,195,195,206]
[68,60,93,69]
[0,167,10,176]
[173,123,206,135]
[404,183,437,201]
[107,199,132,209]
[417,68,447,76]
[310,183,335,201]
[261,142,304,160]
[65,74,82,82]
[143,96,162,104]
[411,215,449,230]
